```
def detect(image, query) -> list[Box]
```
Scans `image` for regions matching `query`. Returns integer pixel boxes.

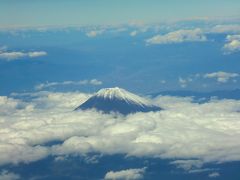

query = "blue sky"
[1,0,240,28]
[0,22,240,94]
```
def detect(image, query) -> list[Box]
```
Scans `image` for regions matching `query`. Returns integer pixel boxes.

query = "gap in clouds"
[2,153,240,180]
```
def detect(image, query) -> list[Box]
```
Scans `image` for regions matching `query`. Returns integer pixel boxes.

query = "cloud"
[28,51,47,58]
[0,52,26,60]
[211,24,240,34]
[145,28,207,45]
[0,46,7,51]
[0,48,47,61]
[86,30,104,37]
[35,79,103,90]
[170,160,204,172]
[204,71,239,83]
[223,35,240,54]
[178,77,193,88]
[160,80,166,84]
[0,96,23,115]
[104,168,146,180]
[0,170,20,180]
[170,160,218,174]
[130,30,138,37]
[89,79,102,85]
[208,172,220,178]
[0,91,240,169]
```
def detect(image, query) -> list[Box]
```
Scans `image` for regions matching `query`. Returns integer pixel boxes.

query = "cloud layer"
[0,91,240,169]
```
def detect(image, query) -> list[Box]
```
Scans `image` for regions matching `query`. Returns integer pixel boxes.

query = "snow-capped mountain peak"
[95,87,149,107]
[75,87,162,115]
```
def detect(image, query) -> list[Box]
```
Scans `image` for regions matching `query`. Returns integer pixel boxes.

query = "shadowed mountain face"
[75,87,161,115]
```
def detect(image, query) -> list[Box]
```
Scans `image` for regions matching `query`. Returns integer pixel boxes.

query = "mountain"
[75,87,161,115]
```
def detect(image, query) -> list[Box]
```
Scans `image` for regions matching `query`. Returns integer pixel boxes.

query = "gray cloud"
[0,91,240,169]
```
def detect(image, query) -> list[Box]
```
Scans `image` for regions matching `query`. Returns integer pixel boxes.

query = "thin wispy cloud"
[178,77,193,88]
[0,47,47,61]
[204,71,239,83]
[211,24,240,34]
[35,79,103,90]
[208,172,220,178]
[171,160,204,172]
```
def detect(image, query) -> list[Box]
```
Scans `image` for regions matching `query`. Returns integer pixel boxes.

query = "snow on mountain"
[95,87,150,107]
[75,87,162,115]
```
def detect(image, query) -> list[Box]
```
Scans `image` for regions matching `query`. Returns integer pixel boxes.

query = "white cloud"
[130,30,138,37]
[146,28,207,45]
[89,79,102,85]
[170,160,203,172]
[223,35,240,54]
[0,49,47,61]
[208,172,220,178]
[204,71,239,83]
[211,24,240,34]
[0,52,26,60]
[170,160,218,174]
[104,168,146,180]
[225,34,240,42]
[86,30,104,37]
[0,170,20,180]
[35,79,102,90]
[0,96,22,115]
[0,91,240,169]
[28,51,47,58]
[178,77,193,88]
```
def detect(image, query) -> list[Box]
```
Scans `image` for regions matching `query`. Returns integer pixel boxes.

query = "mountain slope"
[75,87,161,115]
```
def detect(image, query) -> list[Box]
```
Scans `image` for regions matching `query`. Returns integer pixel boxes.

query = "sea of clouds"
[0,91,240,173]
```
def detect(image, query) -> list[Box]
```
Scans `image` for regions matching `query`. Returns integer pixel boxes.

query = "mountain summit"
[75,87,161,115]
